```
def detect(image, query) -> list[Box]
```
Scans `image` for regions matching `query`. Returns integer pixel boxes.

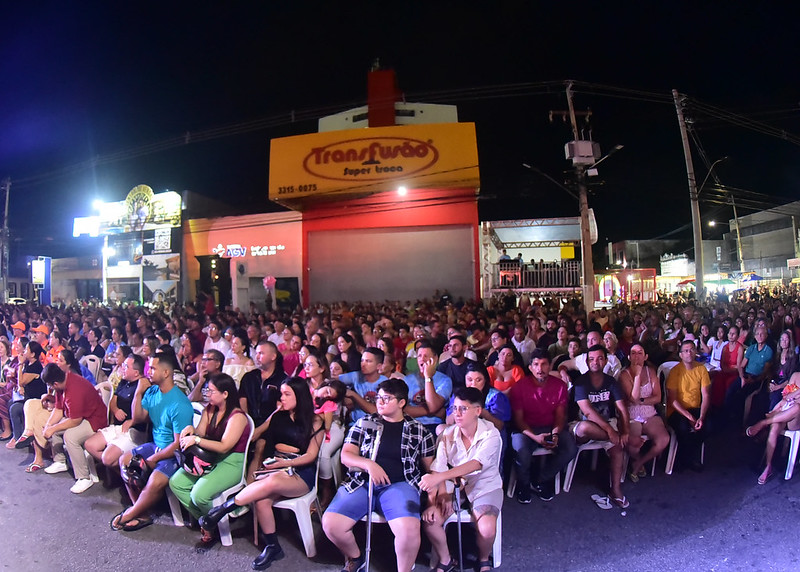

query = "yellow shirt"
[666,362,711,414]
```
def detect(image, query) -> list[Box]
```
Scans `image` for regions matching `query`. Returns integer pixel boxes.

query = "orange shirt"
[489,365,525,393]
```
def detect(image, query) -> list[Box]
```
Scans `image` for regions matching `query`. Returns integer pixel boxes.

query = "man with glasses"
[85,354,149,480]
[420,387,503,572]
[188,349,224,403]
[667,339,712,472]
[323,378,436,572]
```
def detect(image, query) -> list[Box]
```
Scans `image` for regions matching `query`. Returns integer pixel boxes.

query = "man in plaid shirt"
[323,378,436,572]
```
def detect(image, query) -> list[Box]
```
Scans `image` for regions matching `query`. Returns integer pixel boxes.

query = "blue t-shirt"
[141,384,194,449]
[404,371,453,426]
[340,371,388,424]
[744,344,774,376]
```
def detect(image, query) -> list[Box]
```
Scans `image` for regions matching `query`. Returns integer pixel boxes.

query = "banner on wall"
[143,280,178,304]
[142,254,180,281]
[269,122,480,207]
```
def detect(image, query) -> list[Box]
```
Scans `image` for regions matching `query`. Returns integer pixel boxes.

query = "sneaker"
[70,478,94,494]
[340,554,366,572]
[44,461,69,474]
[536,481,555,502]
[516,486,532,504]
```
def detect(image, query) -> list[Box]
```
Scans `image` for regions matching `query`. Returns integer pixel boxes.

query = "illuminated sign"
[212,243,286,258]
[73,187,182,236]
[31,259,45,285]
[269,123,480,204]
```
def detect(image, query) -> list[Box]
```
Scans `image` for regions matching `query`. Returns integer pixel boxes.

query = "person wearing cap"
[35,363,108,492]
[9,321,26,357]
[30,324,50,354]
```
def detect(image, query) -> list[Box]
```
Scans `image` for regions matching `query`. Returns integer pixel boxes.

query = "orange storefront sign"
[269,123,480,205]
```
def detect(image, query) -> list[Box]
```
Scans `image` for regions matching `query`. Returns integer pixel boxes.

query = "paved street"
[1,428,799,572]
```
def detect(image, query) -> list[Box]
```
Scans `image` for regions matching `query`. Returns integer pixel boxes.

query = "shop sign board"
[269,123,479,203]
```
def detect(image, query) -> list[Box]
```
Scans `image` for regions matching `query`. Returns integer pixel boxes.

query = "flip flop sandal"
[591,494,613,510]
[611,496,630,509]
[745,426,755,437]
[628,470,640,483]
[110,511,127,531]
[121,516,154,531]
[757,469,774,485]
[25,463,43,473]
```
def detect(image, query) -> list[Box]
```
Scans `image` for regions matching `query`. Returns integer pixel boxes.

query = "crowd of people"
[1,283,799,572]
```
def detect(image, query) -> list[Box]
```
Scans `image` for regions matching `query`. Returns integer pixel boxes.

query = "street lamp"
[697,157,729,196]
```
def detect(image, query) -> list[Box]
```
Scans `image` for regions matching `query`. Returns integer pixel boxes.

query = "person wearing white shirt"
[202,321,231,356]
[575,330,622,379]
[420,386,503,572]
[511,324,537,366]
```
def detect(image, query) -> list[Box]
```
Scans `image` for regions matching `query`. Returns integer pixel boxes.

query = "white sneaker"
[70,478,94,494]
[44,461,69,474]
[89,472,100,483]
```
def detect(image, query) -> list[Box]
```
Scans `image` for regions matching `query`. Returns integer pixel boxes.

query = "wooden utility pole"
[673,89,705,301]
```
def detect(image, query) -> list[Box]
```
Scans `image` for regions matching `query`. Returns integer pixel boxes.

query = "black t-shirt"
[437,358,476,390]
[90,344,105,359]
[238,368,287,426]
[22,360,45,400]
[375,419,405,484]
[68,335,91,355]
[114,378,147,431]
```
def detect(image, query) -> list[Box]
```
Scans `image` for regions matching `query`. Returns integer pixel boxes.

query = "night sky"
[1,3,798,265]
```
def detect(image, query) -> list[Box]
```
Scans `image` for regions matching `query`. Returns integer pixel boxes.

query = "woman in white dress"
[223,328,256,388]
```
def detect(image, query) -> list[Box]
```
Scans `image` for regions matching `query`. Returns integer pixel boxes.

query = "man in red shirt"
[40,363,109,493]
[510,348,577,503]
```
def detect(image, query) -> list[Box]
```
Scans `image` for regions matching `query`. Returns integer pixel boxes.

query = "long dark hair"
[284,376,317,450]
[207,373,239,427]
[59,349,82,375]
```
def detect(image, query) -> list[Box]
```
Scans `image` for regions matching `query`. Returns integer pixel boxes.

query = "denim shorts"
[326,481,421,521]
[132,442,180,478]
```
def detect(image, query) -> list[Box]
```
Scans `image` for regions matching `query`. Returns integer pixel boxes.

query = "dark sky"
[2,3,799,263]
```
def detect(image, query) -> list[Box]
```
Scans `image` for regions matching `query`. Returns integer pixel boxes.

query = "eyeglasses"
[375,395,396,404]
[452,405,476,414]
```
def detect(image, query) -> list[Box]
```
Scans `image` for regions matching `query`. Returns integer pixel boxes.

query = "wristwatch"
[194,436,201,445]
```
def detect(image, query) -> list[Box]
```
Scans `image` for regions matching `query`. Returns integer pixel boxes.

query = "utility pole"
[672,90,705,301]
[0,178,9,304]
[552,82,596,310]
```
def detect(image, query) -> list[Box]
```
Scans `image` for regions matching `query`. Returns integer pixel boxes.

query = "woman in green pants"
[170,373,250,546]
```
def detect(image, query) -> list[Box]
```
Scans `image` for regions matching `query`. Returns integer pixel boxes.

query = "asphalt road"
[1,427,799,572]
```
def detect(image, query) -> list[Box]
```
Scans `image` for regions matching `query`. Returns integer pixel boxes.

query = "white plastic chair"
[621,434,659,482]
[665,426,705,475]
[253,445,323,558]
[81,355,103,382]
[429,506,503,569]
[505,447,561,498]
[168,414,255,547]
[563,440,609,493]
[780,429,800,480]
